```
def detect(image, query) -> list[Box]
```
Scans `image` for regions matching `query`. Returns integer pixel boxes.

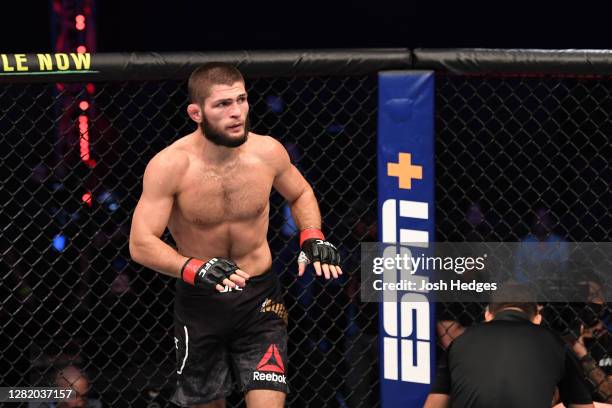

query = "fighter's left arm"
[267,137,342,279]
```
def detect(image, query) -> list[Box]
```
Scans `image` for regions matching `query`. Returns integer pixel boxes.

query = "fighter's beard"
[201,115,250,148]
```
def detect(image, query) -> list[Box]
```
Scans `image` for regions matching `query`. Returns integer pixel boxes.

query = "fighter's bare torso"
[164,131,278,277]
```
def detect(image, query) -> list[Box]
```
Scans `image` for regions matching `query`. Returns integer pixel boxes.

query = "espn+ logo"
[380,198,431,384]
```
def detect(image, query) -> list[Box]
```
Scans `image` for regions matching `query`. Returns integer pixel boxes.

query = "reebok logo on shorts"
[253,344,286,384]
[253,371,286,383]
[257,344,285,373]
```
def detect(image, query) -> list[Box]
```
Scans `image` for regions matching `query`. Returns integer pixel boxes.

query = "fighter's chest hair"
[186,156,269,220]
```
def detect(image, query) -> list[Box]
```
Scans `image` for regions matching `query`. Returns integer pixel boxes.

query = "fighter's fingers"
[321,263,331,280]
[235,269,250,280]
[216,284,225,292]
[313,261,322,276]
[332,251,341,266]
[222,278,237,289]
[335,265,343,275]
[298,261,306,277]
[229,274,247,287]
[328,264,339,279]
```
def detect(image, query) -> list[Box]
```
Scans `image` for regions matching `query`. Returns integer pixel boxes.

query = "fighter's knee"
[244,389,285,408]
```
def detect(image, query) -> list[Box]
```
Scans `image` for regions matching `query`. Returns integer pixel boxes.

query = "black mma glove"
[298,228,341,266]
[181,257,238,293]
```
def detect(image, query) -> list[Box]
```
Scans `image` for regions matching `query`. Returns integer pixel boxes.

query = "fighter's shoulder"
[249,133,289,164]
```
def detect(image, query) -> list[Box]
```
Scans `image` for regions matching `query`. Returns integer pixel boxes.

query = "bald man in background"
[55,365,89,408]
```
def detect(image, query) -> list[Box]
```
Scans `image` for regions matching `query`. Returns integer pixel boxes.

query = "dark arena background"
[1,49,611,407]
[0,3,611,406]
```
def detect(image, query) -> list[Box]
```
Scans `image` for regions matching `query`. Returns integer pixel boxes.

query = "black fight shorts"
[171,269,289,406]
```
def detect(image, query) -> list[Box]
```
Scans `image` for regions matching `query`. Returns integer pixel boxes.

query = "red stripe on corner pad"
[182,258,204,286]
[299,228,325,247]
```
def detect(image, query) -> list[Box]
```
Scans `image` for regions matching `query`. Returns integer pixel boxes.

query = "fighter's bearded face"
[200,82,250,148]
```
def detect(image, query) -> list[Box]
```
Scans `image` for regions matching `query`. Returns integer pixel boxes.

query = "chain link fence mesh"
[0,75,379,407]
[1,69,610,406]
[435,74,611,403]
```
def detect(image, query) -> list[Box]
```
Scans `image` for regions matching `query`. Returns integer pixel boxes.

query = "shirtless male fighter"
[129,62,341,408]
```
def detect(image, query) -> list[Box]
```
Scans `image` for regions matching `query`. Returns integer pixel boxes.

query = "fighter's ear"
[187,103,202,123]
[531,313,542,325]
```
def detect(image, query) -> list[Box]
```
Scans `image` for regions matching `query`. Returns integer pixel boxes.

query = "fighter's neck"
[194,131,244,164]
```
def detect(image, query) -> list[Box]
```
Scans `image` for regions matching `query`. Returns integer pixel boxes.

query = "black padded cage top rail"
[0,49,412,83]
[1,49,611,406]
[6,48,612,84]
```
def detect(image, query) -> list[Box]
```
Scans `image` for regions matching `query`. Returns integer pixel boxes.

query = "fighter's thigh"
[173,307,234,405]
[190,399,226,408]
[232,333,289,394]
[244,389,285,408]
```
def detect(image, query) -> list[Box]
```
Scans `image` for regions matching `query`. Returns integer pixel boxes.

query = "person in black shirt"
[424,283,594,408]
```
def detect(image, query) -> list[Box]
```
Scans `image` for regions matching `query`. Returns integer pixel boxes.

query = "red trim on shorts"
[299,228,325,247]
[181,258,204,286]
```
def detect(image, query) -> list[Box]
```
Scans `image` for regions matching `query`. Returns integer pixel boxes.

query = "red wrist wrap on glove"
[299,228,325,247]
[181,257,204,286]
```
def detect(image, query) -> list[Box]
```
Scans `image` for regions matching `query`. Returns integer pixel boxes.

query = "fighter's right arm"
[129,151,188,278]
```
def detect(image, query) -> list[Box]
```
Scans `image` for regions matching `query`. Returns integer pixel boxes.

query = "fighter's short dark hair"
[188,62,244,105]
[488,282,538,318]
